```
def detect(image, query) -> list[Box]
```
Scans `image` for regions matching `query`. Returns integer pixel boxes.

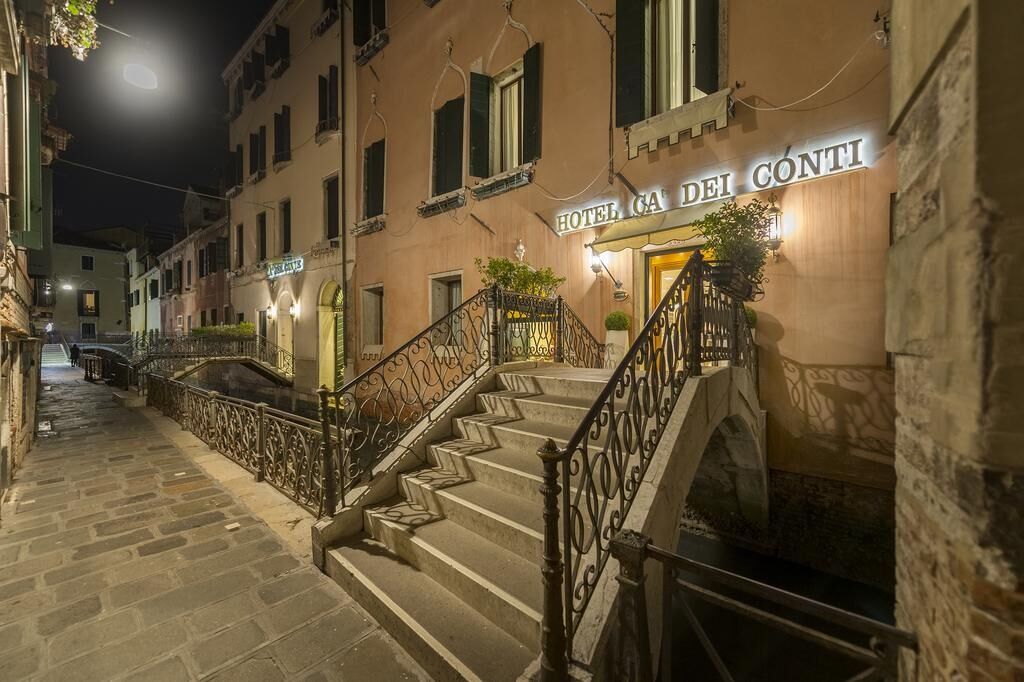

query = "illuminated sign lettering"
[554,137,866,236]
[266,256,304,279]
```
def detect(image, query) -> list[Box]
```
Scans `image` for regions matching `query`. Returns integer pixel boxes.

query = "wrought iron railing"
[534,251,761,677]
[81,353,105,381]
[322,285,605,513]
[605,529,917,681]
[147,374,326,514]
[133,334,295,378]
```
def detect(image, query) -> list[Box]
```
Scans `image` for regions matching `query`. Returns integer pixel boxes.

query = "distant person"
[69,344,80,367]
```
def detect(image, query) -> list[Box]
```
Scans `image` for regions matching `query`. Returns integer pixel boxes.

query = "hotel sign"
[266,256,304,279]
[555,137,865,235]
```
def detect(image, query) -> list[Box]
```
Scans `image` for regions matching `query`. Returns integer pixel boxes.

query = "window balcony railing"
[311,6,339,38]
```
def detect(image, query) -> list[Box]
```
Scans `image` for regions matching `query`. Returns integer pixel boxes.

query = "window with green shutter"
[432,97,464,196]
[363,139,385,218]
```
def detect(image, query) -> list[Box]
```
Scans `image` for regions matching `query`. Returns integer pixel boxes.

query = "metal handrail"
[321,285,605,514]
[131,334,295,377]
[535,251,761,674]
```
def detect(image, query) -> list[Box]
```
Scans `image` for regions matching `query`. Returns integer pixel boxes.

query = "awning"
[588,202,716,253]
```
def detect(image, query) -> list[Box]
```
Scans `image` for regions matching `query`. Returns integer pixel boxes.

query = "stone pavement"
[0,367,427,681]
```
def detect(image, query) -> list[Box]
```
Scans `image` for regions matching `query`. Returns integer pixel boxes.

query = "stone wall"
[683,468,895,591]
[887,1,1024,679]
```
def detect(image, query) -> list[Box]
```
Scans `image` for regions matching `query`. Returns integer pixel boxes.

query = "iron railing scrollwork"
[323,285,605,514]
[129,334,295,379]
[147,375,325,514]
[535,251,762,677]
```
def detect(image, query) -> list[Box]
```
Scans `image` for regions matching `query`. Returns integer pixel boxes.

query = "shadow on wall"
[755,311,895,484]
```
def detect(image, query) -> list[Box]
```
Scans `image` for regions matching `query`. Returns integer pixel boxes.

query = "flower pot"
[604,329,630,368]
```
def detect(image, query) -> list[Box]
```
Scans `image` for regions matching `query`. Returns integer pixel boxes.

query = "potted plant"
[744,306,758,341]
[474,257,566,298]
[603,310,631,367]
[692,197,774,300]
[476,257,567,360]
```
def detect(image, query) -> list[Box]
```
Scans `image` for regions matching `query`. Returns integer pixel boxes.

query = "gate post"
[554,296,565,364]
[609,529,654,682]
[688,251,705,376]
[255,402,267,482]
[489,284,503,367]
[537,438,568,681]
[318,386,337,517]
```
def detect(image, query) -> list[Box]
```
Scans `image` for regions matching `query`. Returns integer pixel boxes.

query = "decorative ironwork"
[324,285,605,511]
[130,334,295,378]
[610,529,917,681]
[147,375,325,515]
[542,251,760,661]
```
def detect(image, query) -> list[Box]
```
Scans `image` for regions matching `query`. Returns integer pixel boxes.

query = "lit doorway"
[646,248,701,317]
[318,281,344,390]
[277,292,294,359]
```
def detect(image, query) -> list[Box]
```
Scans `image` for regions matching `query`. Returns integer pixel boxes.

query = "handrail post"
[688,251,705,376]
[255,402,267,482]
[609,529,654,682]
[318,386,338,517]
[554,296,565,364]
[489,284,502,367]
[730,297,741,366]
[207,391,219,442]
[537,438,569,681]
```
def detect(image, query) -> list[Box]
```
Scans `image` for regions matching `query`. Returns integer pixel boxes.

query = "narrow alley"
[0,367,425,681]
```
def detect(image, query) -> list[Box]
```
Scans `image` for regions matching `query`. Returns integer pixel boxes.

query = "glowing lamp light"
[123,63,158,90]
[767,202,784,261]
[266,305,276,321]
[288,302,300,318]
[61,283,73,291]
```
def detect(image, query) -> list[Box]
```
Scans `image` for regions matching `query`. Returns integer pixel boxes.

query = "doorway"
[318,281,344,390]
[646,248,701,317]
[277,293,294,358]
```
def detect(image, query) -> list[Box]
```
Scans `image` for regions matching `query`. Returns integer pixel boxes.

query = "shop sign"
[554,137,865,236]
[266,256,304,279]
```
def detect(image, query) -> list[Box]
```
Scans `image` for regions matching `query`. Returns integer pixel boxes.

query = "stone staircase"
[325,365,611,682]
[40,343,68,367]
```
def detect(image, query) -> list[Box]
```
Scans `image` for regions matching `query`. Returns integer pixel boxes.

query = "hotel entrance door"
[646,248,701,317]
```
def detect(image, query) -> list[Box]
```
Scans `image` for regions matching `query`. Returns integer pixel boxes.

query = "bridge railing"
[535,251,761,677]
[146,374,326,514]
[128,334,295,379]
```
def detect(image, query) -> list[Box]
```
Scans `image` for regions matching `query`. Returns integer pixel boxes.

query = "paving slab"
[0,367,428,680]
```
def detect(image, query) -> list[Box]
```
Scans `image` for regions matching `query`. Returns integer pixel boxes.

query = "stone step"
[327,537,536,682]
[497,367,610,402]
[363,499,541,647]
[400,473,544,564]
[476,390,594,429]
[453,415,579,455]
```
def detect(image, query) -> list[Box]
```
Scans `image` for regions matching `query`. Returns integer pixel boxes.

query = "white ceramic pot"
[604,329,630,368]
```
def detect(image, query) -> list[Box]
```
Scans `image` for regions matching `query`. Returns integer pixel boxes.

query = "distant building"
[126,246,161,335]
[182,185,227,235]
[50,229,128,341]
[156,217,231,334]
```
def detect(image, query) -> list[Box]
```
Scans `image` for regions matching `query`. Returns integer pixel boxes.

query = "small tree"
[475,257,566,298]
[51,0,107,61]
[692,198,773,286]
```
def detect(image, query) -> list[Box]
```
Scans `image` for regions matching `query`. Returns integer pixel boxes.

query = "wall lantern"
[60,282,73,291]
[266,305,276,321]
[767,201,784,262]
[590,248,630,302]
[288,302,300,318]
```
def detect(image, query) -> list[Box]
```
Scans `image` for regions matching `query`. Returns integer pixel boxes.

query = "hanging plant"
[692,197,774,288]
[475,257,566,298]
[51,1,108,61]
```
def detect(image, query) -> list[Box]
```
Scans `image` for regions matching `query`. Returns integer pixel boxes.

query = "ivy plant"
[692,198,774,285]
[475,257,566,298]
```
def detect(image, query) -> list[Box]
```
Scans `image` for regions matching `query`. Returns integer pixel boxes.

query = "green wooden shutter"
[94,291,101,317]
[469,73,491,177]
[523,42,542,162]
[329,66,339,121]
[432,107,445,195]
[353,0,371,46]
[435,97,464,195]
[333,288,345,389]
[258,126,267,171]
[318,75,329,124]
[364,139,385,218]
[615,0,648,127]
[694,0,720,95]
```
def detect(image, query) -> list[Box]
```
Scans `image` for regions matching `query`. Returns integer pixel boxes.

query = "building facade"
[343,0,896,584]
[126,246,161,335]
[156,217,231,334]
[50,230,130,341]
[221,0,353,410]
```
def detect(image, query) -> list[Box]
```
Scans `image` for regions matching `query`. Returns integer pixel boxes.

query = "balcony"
[311,6,338,38]
[315,117,339,144]
[271,59,289,80]
[247,169,266,185]
[355,30,389,66]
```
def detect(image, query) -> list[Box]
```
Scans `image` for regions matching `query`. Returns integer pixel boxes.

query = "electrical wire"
[734,30,885,112]
[532,152,625,203]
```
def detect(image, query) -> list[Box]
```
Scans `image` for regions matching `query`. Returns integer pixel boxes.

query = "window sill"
[315,120,339,145]
[355,31,389,66]
[312,7,339,37]
[272,154,292,172]
[270,59,289,80]
[361,345,383,361]
[246,170,266,185]
[471,163,534,200]
[625,87,732,159]
[417,189,466,218]
[249,81,266,100]
[352,215,386,237]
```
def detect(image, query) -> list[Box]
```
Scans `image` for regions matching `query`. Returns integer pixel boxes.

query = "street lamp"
[767,201,784,261]
[97,22,159,90]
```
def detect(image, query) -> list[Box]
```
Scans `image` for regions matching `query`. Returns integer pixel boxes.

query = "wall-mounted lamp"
[288,302,300,318]
[767,201,784,262]
[514,239,526,263]
[266,305,276,321]
[60,282,73,291]
[590,249,630,302]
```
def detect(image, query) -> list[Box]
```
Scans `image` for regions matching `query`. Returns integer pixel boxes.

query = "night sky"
[49,0,277,232]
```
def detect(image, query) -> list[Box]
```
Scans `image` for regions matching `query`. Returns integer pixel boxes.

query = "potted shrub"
[475,257,567,360]
[692,197,773,300]
[603,310,631,367]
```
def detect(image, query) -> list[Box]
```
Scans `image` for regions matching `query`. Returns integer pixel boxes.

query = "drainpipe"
[338,6,350,380]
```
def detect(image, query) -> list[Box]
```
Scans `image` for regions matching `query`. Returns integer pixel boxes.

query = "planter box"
[604,329,630,368]
[707,261,756,301]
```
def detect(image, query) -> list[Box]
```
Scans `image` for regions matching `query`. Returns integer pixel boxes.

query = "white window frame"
[650,0,715,116]
[491,60,524,176]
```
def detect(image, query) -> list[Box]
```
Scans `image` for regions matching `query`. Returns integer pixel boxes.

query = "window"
[173,260,183,291]
[201,310,207,327]
[273,106,291,164]
[217,238,228,271]
[163,268,172,293]
[430,274,462,323]
[232,144,244,187]
[176,315,183,330]
[237,312,245,324]
[81,255,94,271]
[249,126,267,177]
[324,175,340,239]
[361,285,384,347]
[78,290,99,317]
[317,66,339,134]
[198,247,206,278]
[186,259,193,286]
[258,308,268,338]
[231,78,243,118]
[258,212,268,261]
[211,308,218,326]
[432,96,464,196]
[615,0,720,127]
[353,0,386,47]
[187,315,193,332]
[280,200,292,254]
[470,44,542,178]
[235,224,244,268]
[81,322,96,339]
[149,280,159,300]
[132,290,140,306]
[266,25,290,76]
[363,140,385,218]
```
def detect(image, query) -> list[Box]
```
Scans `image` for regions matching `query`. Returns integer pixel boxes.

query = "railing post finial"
[537,438,569,681]
[609,529,654,682]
